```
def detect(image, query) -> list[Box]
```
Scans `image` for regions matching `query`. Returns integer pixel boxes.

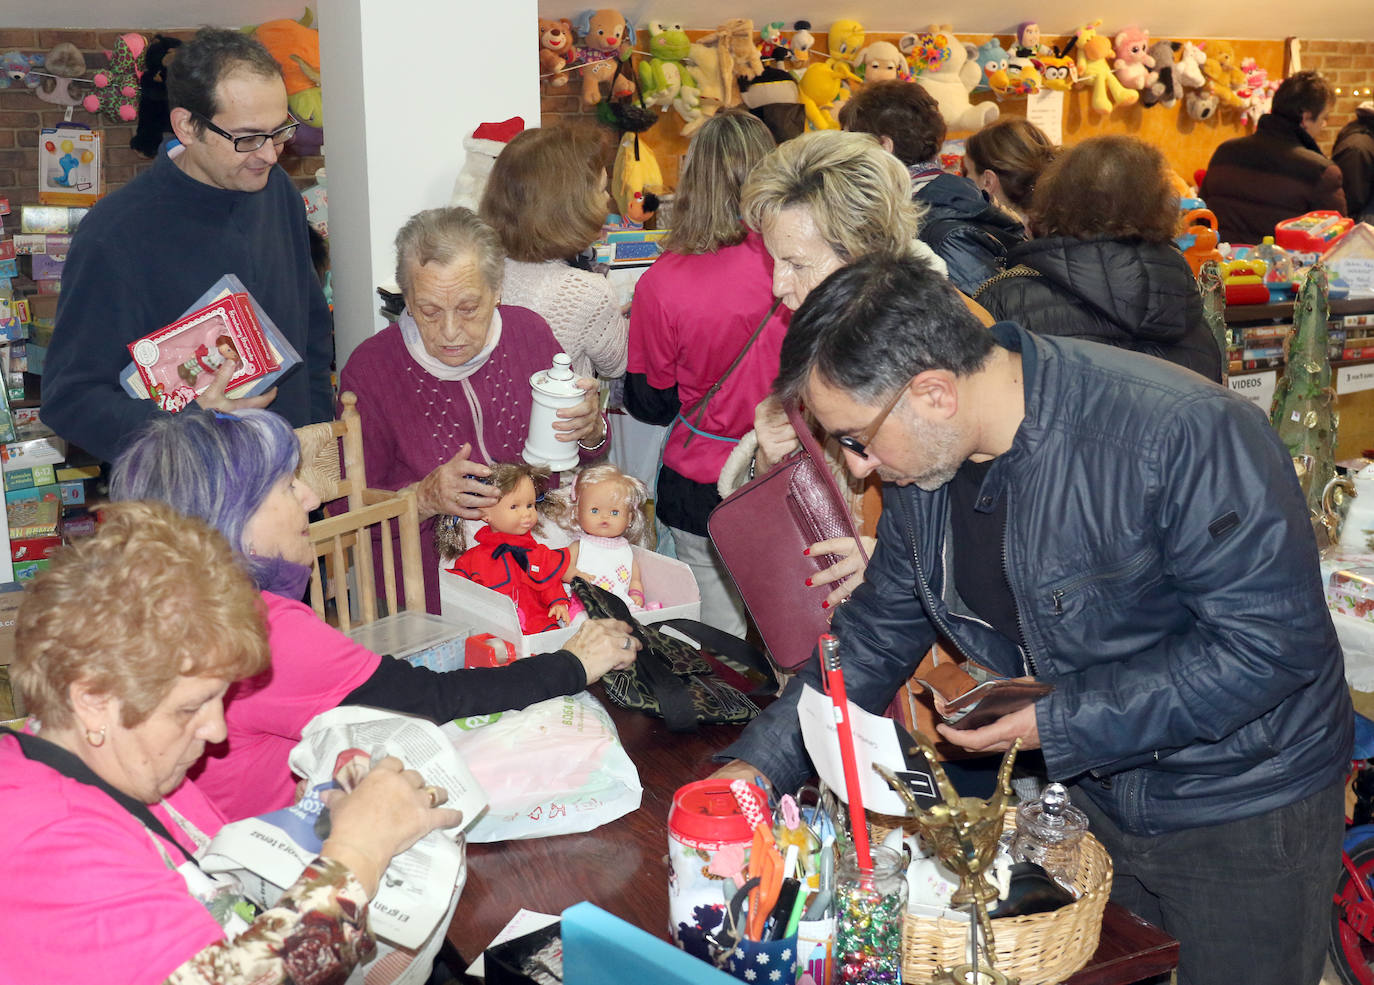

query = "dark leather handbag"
[707,404,868,668]
[569,578,776,733]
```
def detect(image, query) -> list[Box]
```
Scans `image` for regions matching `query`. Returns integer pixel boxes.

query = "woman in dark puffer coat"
[974,135,1224,383]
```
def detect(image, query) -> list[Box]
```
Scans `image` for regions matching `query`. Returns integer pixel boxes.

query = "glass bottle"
[834,844,907,983]
[1011,783,1088,890]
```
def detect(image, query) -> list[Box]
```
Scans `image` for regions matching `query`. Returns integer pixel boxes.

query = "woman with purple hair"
[110,408,639,822]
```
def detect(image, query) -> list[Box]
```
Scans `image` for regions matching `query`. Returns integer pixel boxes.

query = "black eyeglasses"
[834,382,909,459]
[193,112,298,152]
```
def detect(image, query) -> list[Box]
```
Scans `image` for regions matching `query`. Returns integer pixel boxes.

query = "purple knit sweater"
[339,305,603,613]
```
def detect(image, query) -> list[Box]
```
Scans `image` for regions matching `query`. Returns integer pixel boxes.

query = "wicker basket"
[887,808,1113,985]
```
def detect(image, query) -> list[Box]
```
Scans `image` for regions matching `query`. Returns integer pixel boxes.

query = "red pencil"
[818,633,873,875]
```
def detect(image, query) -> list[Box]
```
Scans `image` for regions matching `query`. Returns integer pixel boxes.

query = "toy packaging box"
[38,124,103,207]
[343,611,472,673]
[440,546,700,659]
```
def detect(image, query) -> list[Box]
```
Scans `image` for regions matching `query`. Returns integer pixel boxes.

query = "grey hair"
[741,130,924,262]
[394,206,505,299]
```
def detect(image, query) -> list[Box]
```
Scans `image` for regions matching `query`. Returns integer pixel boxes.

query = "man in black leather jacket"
[718,255,1351,985]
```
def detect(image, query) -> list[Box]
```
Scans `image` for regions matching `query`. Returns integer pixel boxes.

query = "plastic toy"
[35,43,86,107]
[974,38,1013,94]
[1276,211,1355,254]
[1112,26,1154,91]
[1141,40,1182,108]
[1182,208,1224,276]
[539,18,576,87]
[639,22,703,131]
[563,464,650,609]
[130,34,182,159]
[572,8,636,108]
[83,33,146,123]
[857,41,908,84]
[1199,40,1245,108]
[914,26,998,131]
[1221,258,1271,305]
[0,50,43,89]
[1034,49,1078,91]
[828,18,866,68]
[440,463,572,634]
[1075,20,1138,114]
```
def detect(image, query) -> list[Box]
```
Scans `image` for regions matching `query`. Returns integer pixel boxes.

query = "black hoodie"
[974,236,1224,383]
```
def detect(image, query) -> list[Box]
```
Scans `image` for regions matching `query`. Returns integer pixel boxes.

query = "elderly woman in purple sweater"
[339,207,609,613]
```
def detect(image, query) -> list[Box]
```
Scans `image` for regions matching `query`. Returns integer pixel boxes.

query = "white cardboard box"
[439,546,700,659]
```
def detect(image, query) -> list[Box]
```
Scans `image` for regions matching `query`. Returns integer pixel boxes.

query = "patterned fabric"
[575,534,635,604]
[168,856,375,985]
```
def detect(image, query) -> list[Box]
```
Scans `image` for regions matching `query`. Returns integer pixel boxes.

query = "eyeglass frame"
[191,112,299,152]
[834,380,911,459]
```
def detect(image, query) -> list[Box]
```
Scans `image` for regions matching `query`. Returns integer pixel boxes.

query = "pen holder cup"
[795,916,835,985]
[723,933,798,983]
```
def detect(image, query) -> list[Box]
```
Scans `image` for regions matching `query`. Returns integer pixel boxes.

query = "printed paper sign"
[1228,370,1276,409]
[1339,364,1374,395]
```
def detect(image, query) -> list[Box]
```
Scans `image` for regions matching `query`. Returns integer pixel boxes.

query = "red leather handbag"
[708,404,868,668]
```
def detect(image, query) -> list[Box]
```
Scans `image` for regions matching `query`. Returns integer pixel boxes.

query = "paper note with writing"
[1340,364,1374,395]
[1025,89,1063,144]
[797,684,939,816]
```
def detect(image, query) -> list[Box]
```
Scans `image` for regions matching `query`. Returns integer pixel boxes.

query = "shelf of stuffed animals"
[537,18,1286,193]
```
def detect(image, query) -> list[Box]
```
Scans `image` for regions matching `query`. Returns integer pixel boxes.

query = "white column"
[318,0,540,370]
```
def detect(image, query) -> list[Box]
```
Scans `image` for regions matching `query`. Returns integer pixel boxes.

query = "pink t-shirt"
[627,232,790,484]
[0,733,228,984]
[191,591,382,821]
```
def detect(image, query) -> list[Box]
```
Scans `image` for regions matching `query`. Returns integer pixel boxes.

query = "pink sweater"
[191,591,381,820]
[340,305,603,613]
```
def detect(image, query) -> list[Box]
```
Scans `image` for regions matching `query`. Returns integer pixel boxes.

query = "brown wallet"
[915,660,1054,731]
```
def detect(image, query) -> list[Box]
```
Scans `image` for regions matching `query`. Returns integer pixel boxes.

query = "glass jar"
[834,844,908,983]
[1011,783,1088,890]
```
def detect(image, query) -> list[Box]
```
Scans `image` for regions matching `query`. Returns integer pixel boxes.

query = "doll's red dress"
[448,526,570,632]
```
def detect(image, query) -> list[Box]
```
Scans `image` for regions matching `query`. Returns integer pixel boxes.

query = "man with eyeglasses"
[43,27,333,464]
[716,254,1351,985]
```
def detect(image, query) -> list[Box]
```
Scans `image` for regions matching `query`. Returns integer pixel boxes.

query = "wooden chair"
[295,391,425,631]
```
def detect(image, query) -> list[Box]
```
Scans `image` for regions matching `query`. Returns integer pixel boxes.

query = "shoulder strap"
[972,263,1040,300]
[784,403,869,565]
[680,298,783,448]
[655,618,778,692]
[1,726,197,866]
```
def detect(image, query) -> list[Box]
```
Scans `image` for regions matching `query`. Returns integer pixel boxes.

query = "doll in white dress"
[564,464,649,608]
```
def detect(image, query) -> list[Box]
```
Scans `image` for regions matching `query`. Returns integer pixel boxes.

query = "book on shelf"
[120,274,301,413]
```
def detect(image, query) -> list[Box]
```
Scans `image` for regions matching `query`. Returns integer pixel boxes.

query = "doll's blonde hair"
[565,464,649,545]
[434,462,571,560]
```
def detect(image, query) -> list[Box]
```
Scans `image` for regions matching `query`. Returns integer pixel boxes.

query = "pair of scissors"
[731,780,784,940]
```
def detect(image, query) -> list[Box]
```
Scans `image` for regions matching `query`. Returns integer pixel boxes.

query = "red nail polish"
[802,547,811,556]
[804,577,813,587]
[821,600,830,609]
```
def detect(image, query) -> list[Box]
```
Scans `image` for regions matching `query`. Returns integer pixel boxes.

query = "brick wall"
[0,28,324,217]
[1301,40,1374,153]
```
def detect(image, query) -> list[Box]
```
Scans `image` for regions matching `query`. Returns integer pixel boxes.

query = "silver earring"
[85,726,107,748]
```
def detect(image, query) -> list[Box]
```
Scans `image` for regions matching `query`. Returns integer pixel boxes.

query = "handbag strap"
[680,297,783,448]
[656,618,778,693]
[1,726,198,866]
[630,630,702,733]
[784,403,870,565]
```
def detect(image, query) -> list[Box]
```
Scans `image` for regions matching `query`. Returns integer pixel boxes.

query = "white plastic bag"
[443,691,642,841]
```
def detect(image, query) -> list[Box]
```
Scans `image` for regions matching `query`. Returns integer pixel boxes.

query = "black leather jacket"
[975,236,1224,383]
[724,324,1352,836]
[915,173,1026,295]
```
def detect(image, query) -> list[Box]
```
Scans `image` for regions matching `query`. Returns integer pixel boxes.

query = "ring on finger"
[422,785,439,808]
[621,637,632,650]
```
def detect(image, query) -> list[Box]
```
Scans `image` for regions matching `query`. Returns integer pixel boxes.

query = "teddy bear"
[974,38,1012,94]
[35,43,86,106]
[1075,20,1137,114]
[639,22,703,132]
[687,20,762,124]
[130,34,182,158]
[1141,40,1182,108]
[572,8,636,108]
[1,50,44,90]
[1112,26,1154,91]
[914,26,998,132]
[539,18,575,87]
[83,33,147,123]
[858,40,908,85]
[1199,40,1245,107]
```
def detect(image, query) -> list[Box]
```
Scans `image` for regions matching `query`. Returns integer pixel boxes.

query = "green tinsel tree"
[1197,260,1229,386]
[1270,262,1336,516]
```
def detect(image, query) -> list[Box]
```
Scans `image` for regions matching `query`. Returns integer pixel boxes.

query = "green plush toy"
[638,22,703,132]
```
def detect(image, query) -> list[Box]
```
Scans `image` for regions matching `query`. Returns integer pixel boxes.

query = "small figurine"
[176,335,237,386]
[563,464,650,608]
[440,463,572,633]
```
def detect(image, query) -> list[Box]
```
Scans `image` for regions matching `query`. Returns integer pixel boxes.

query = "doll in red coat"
[439,463,571,632]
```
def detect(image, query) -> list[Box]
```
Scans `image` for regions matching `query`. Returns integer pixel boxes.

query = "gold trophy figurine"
[876,733,1022,985]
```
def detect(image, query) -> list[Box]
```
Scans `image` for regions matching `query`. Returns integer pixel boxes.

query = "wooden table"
[447,696,1179,984]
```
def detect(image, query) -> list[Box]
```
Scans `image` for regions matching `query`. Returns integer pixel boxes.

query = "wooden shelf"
[1224,297,1374,324]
